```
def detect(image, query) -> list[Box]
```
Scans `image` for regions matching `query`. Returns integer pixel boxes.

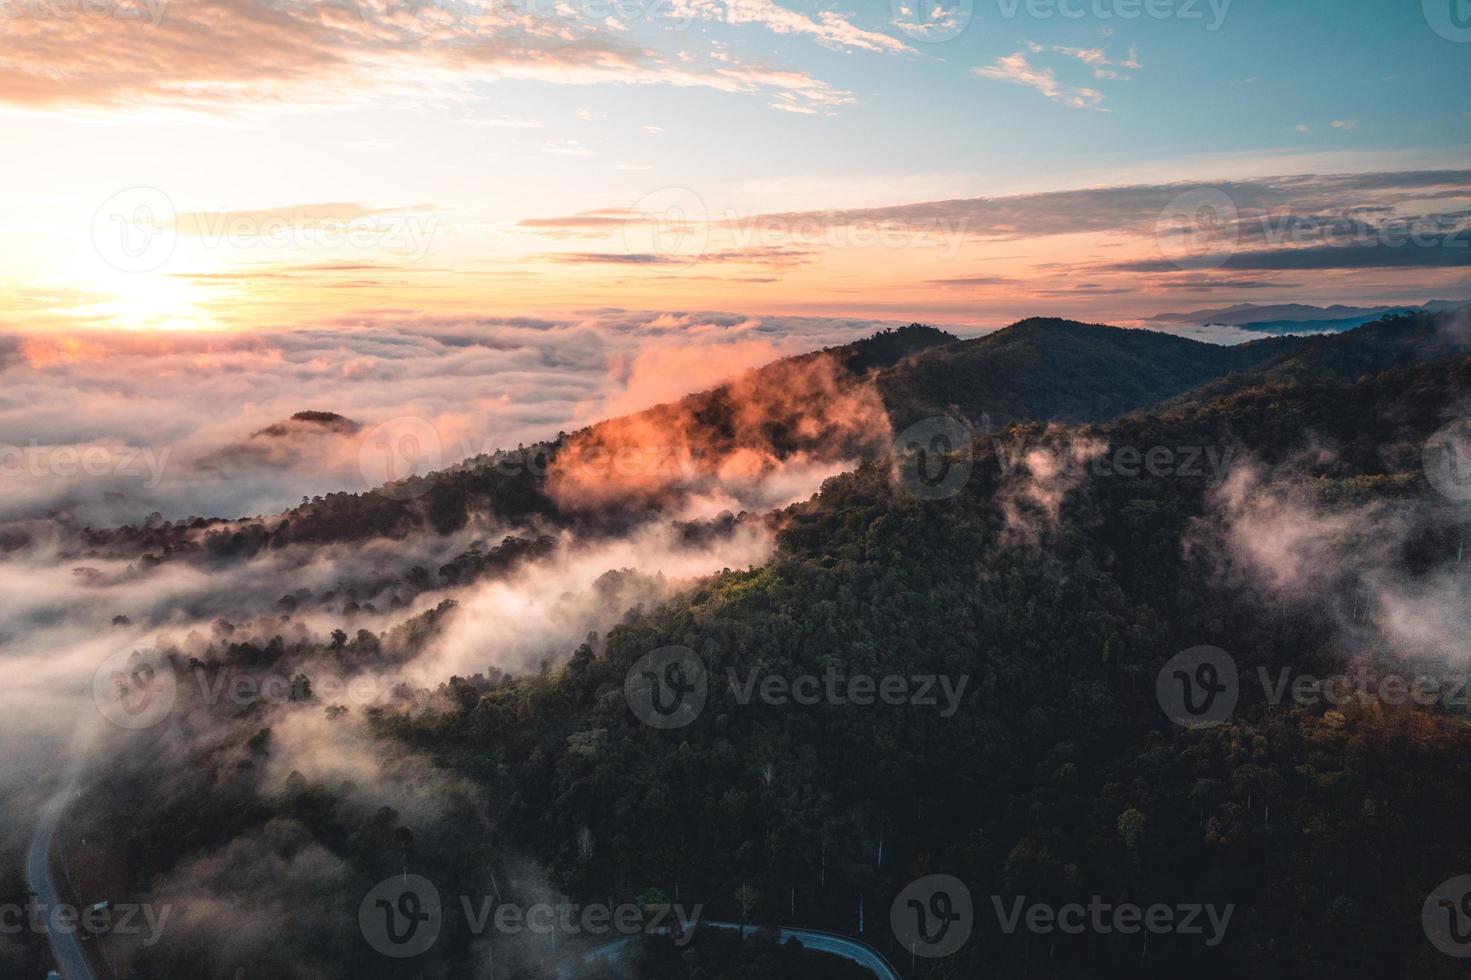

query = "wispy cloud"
[539,245,816,267]
[0,0,855,115]
[973,53,1106,109]
[1033,42,1140,78]
[668,0,911,54]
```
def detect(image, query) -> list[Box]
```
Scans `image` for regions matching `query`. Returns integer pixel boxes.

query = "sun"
[73,264,230,332]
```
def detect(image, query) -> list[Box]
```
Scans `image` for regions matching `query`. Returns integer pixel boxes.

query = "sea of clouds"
[0,309,932,526]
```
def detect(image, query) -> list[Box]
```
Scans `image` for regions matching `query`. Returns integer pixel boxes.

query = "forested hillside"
[67,311,1471,978]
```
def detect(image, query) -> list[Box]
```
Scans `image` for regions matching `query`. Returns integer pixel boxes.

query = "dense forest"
[55,312,1471,978]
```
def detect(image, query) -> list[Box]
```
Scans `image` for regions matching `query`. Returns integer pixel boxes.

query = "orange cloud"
[0,0,852,113]
[548,350,892,510]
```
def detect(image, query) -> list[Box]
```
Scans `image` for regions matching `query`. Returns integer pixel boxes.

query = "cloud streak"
[0,0,855,114]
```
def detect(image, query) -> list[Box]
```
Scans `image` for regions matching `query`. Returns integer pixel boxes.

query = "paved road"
[584,920,901,980]
[705,922,901,980]
[26,792,97,980]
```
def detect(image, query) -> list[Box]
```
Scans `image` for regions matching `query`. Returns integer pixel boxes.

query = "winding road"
[584,920,901,979]
[704,922,901,980]
[26,792,97,980]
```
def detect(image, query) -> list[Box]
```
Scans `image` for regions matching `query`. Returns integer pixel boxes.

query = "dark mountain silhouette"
[874,316,1302,428]
[1148,300,1471,335]
[1148,301,1413,324]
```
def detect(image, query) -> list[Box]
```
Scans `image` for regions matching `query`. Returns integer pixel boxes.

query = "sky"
[0,0,1468,334]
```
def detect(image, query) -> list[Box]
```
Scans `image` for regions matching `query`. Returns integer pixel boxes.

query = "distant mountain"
[1424,299,1471,313]
[251,410,361,439]
[1148,302,1414,325]
[1189,309,1471,388]
[1227,312,1423,335]
[1149,300,1471,335]
[819,321,957,372]
[874,316,1302,429]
